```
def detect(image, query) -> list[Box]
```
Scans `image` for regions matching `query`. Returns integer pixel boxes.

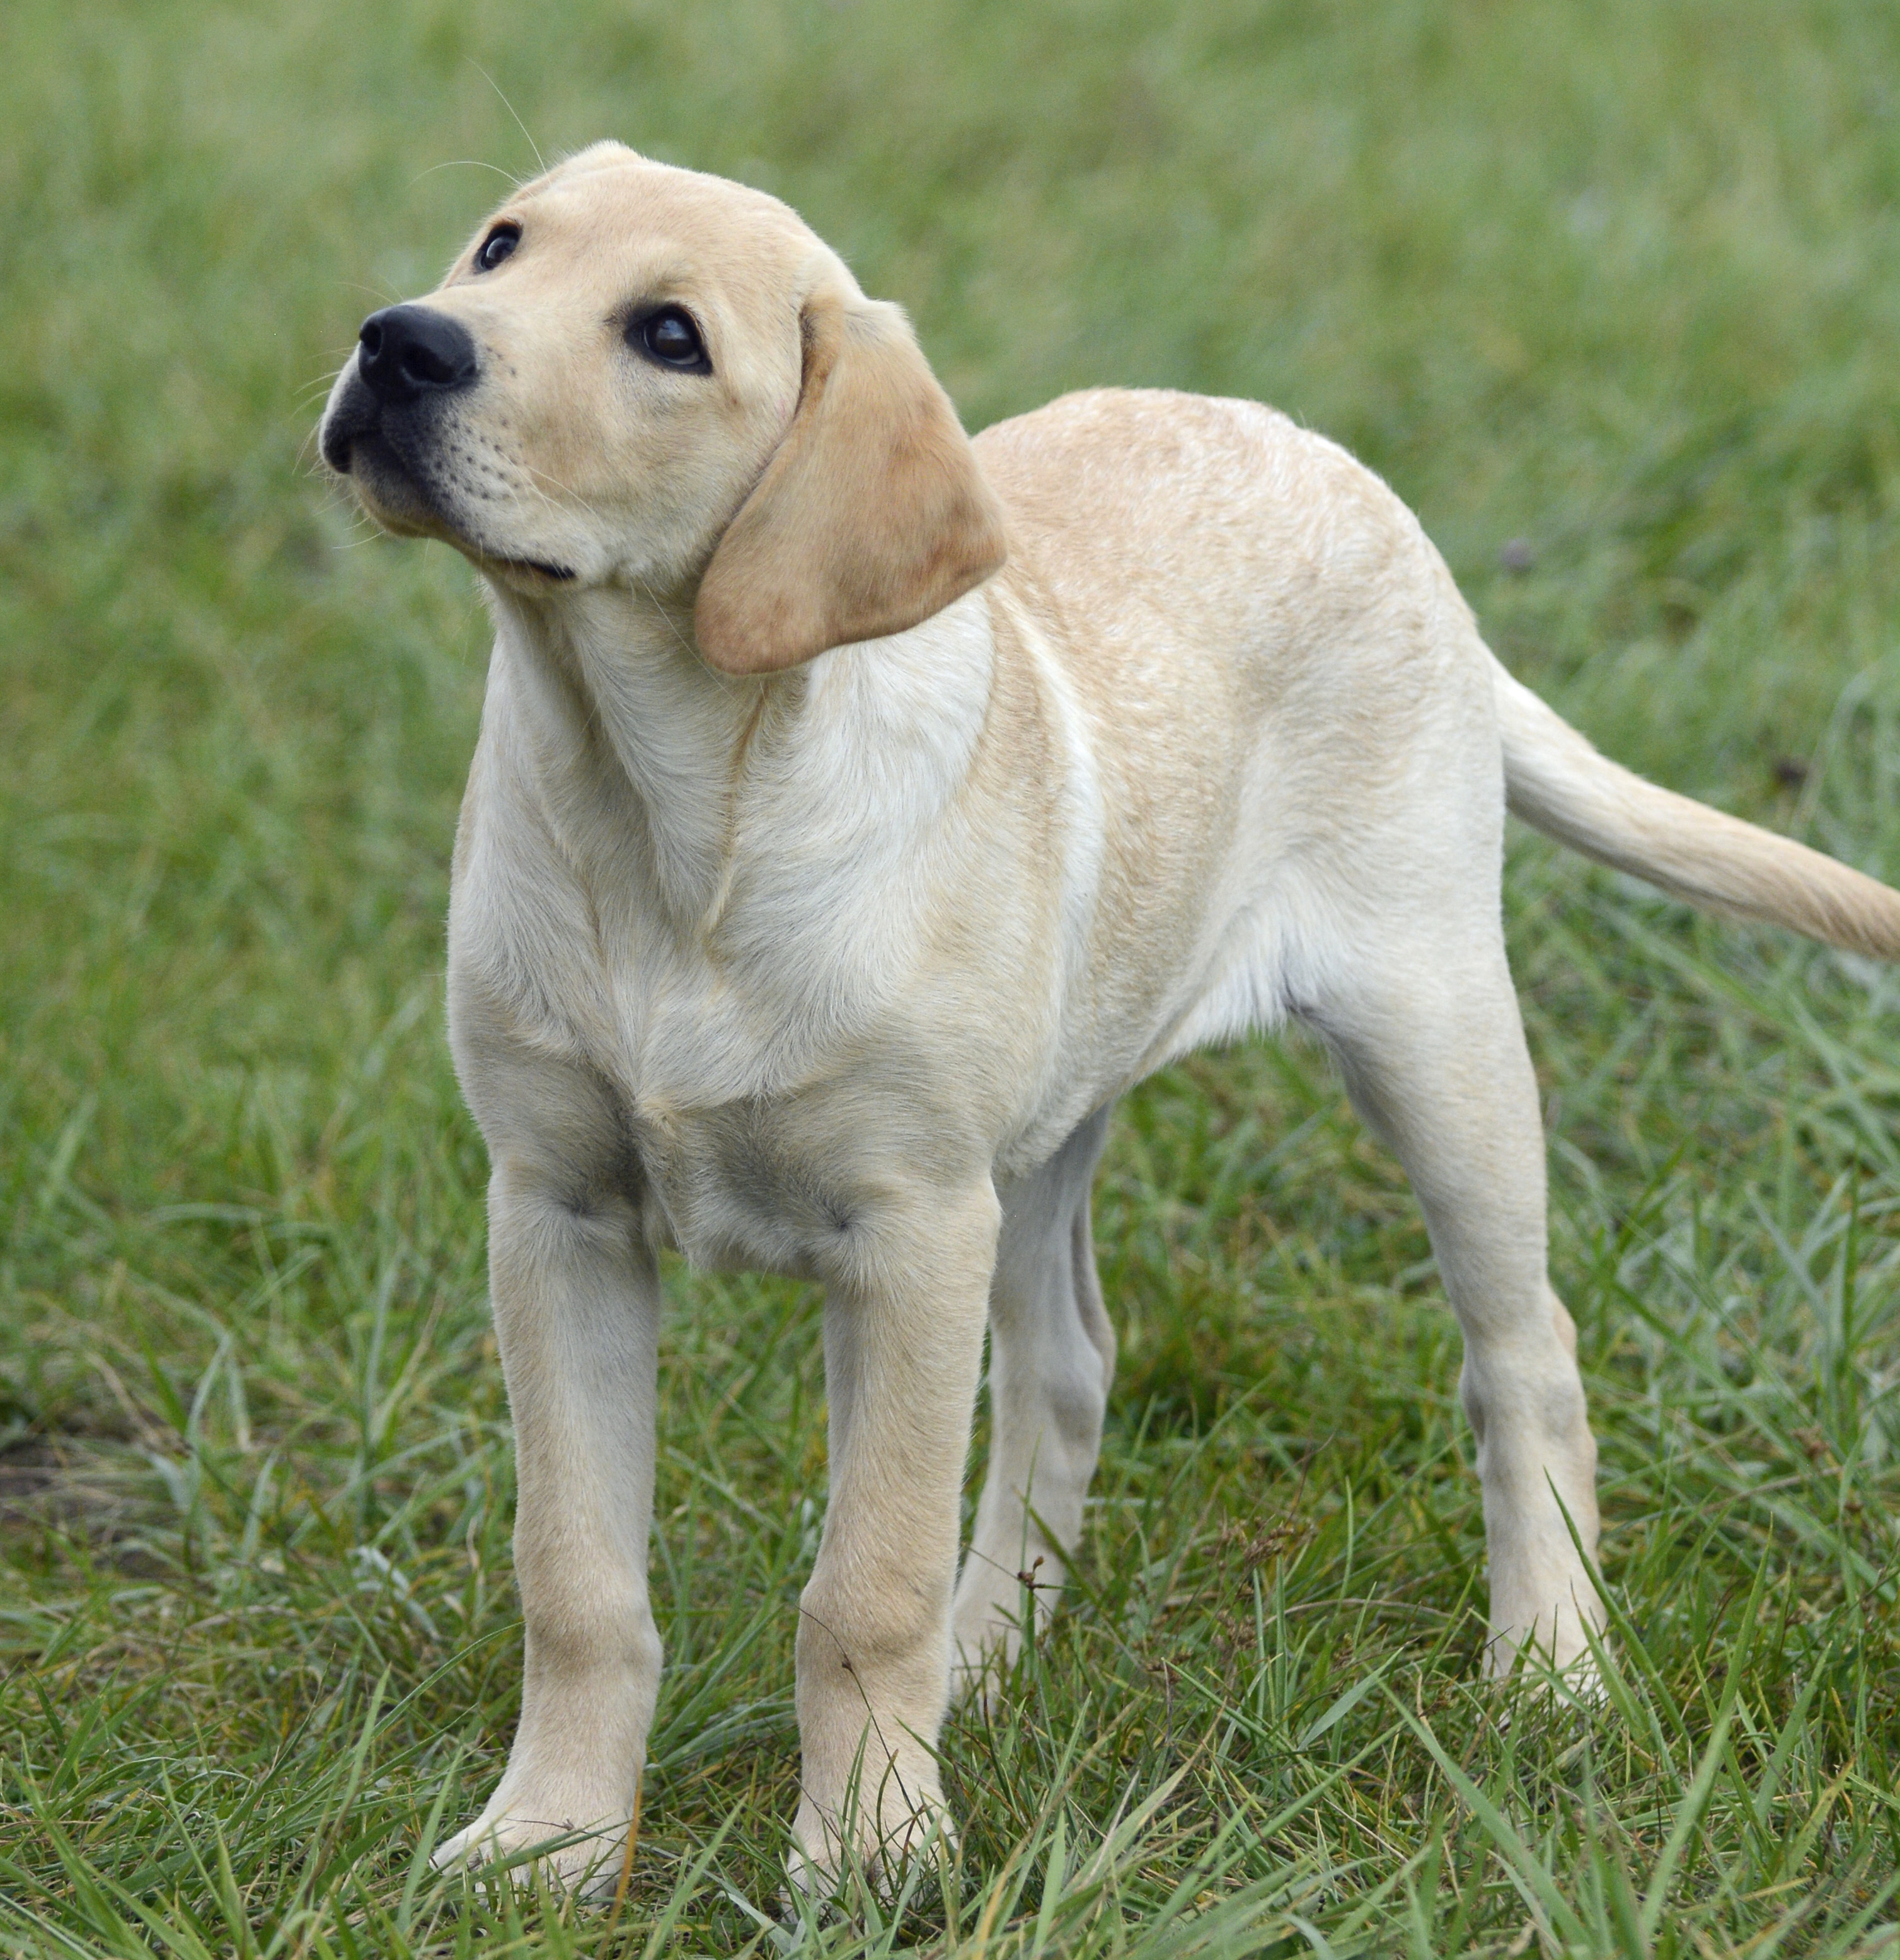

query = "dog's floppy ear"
[693,287,1008,674]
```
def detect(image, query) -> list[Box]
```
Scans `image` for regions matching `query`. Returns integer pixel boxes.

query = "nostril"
[400,341,464,389]
[359,318,384,361]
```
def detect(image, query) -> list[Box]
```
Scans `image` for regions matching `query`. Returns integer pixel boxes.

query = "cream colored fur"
[319,144,1900,1894]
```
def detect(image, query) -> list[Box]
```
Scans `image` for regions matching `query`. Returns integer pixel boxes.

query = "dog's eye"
[475,224,521,273]
[632,306,711,373]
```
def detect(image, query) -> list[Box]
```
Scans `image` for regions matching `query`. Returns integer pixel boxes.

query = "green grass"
[3,0,1900,1951]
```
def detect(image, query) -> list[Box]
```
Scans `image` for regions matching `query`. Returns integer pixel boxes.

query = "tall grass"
[2,0,1897,1951]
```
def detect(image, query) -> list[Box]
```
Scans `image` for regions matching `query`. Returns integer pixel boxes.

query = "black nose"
[355,304,478,404]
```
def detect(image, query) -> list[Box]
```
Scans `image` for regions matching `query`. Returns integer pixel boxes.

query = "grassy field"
[4,0,1900,1951]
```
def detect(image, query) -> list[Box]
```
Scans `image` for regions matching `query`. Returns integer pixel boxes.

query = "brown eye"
[632,306,710,373]
[475,224,520,272]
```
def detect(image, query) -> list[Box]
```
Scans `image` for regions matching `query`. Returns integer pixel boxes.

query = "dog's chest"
[454,783,946,1276]
[449,595,1168,1265]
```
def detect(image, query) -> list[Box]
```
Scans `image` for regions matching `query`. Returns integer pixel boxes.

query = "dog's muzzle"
[320,304,478,476]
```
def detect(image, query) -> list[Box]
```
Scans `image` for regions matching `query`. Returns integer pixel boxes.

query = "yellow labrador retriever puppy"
[320,144,1900,1891]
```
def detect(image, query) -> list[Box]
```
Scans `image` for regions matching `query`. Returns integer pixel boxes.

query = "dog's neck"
[483,579,769,929]
[481,576,998,944]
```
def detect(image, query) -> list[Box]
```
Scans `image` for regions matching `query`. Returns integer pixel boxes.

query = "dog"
[318,143,1900,1892]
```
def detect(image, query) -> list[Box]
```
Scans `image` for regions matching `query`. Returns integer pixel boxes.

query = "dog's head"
[320,144,1006,672]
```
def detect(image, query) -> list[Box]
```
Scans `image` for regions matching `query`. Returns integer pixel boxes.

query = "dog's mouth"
[324,415,577,586]
[474,551,577,585]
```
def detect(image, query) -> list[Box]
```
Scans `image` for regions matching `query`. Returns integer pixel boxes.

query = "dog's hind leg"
[951,1107,1116,1704]
[1313,942,1603,1679]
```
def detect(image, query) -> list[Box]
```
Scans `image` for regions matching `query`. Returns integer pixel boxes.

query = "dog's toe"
[432,1806,633,1899]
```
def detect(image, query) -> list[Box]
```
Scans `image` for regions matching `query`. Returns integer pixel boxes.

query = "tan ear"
[693,289,1008,673]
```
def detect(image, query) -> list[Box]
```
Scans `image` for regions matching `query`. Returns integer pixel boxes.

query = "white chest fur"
[446,583,1083,1273]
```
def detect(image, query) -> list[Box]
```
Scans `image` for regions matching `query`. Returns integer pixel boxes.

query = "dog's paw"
[948,1632,1013,1721]
[1482,1598,1608,1711]
[949,1567,1043,1714]
[432,1800,634,1900]
[786,1776,957,1903]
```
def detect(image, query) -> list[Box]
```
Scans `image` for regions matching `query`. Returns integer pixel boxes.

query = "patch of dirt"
[0,1441,60,1504]
[0,1434,153,1558]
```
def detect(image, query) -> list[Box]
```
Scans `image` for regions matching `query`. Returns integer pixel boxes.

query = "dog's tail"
[1492,656,1900,959]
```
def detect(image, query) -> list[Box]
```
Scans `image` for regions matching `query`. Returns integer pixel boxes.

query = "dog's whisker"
[410,158,526,190]
[467,61,545,178]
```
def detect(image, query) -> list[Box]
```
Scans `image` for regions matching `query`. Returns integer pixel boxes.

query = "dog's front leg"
[434,1155,663,1894]
[790,1183,999,1893]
